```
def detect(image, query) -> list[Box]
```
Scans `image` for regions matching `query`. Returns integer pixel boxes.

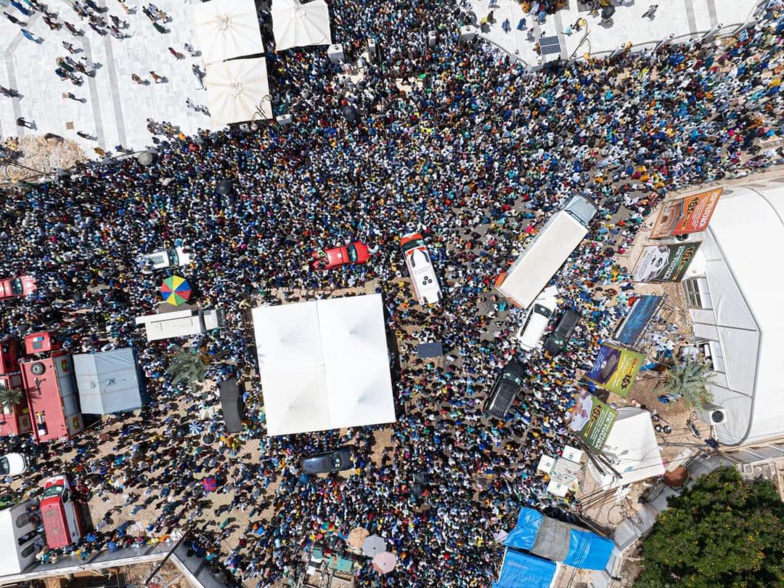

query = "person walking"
[149,71,166,84]
[642,4,658,18]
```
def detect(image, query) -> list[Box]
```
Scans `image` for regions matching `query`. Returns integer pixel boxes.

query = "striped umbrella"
[160,275,192,305]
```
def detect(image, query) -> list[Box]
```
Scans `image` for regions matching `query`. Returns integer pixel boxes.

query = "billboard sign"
[567,389,618,452]
[651,187,722,238]
[585,343,645,397]
[614,295,663,345]
[634,242,701,283]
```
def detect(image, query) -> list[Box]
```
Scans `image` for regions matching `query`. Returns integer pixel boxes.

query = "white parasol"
[205,58,273,126]
[271,0,332,52]
[193,0,264,65]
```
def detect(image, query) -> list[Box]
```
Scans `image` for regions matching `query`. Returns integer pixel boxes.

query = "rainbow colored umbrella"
[160,275,191,305]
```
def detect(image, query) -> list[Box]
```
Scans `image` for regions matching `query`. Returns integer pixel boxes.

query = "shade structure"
[205,58,272,127]
[361,535,386,557]
[252,294,396,436]
[372,552,396,574]
[271,0,331,52]
[347,527,369,550]
[193,0,264,65]
[73,348,145,414]
[160,275,192,306]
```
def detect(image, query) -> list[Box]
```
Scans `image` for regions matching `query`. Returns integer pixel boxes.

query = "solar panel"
[540,36,561,56]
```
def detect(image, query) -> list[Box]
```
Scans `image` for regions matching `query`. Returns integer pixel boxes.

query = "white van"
[400,233,442,305]
[139,247,192,274]
[517,286,558,351]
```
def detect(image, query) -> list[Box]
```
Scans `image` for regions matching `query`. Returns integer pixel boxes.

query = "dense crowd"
[1,0,784,585]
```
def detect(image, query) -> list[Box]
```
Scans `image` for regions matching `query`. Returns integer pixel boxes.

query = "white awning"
[252,294,396,436]
[205,58,272,126]
[193,0,264,65]
[271,0,332,52]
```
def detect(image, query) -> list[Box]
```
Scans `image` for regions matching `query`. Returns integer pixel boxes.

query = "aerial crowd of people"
[1,0,784,586]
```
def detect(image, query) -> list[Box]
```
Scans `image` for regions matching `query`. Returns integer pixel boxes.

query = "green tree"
[658,357,714,412]
[0,384,24,409]
[166,345,209,393]
[636,467,784,588]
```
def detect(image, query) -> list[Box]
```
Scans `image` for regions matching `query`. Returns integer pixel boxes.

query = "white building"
[0,500,42,576]
[682,179,784,446]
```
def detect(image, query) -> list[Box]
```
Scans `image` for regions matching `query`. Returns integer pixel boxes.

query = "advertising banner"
[614,295,663,345]
[567,389,618,452]
[585,344,645,397]
[651,187,722,238]
[634,242,701,283]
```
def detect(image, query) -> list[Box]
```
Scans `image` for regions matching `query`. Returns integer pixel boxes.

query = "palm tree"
[166,345,210,393]
[0,385,24,409]
[658,357,715,412]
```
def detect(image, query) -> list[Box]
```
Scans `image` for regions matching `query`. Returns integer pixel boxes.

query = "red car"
[0,276,36,300]
[312,242,370,270]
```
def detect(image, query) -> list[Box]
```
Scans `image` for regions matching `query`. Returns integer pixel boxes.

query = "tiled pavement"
[469,0,761,67]
[0,0,215,156]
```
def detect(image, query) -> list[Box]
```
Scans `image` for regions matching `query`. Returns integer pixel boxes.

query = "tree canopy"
[636,466,784,588]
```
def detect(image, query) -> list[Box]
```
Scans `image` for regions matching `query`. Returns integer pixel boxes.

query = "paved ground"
[0,0,214,157]
[469,0,760,66]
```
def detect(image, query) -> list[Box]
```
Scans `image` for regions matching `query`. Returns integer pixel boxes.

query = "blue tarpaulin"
[503,508,613,571]
[564,529,615,570]
[493,550,556,588]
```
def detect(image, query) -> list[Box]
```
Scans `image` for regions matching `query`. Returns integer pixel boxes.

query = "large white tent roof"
[193,0,264,65]
[271,0,332,52]
[688,182,784,445]
[589,408,664,490]
[205,58,272,126]
[252,294,396,436]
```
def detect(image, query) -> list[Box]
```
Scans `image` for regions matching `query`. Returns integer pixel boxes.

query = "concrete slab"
[470,0,760,66]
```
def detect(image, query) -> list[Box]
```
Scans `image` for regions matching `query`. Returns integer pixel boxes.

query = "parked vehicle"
[311,241,370,270]
[0,453,29,477]
[496,196,596,308]
[400,233,442,305]
[139,247,192,274]
[485,360,527,419]
[544,309,580,356]
[0,276,36,301]
[517,286,558,351]
[40,475,84,549]
[302,447,353,474]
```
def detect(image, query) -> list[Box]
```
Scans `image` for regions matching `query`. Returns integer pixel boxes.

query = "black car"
[302,447,354,475]
[484,360,527,419]
[543,309,580,356]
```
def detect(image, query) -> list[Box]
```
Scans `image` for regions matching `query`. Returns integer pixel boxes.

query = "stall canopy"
[493,550,556,588]
[193,0,264,65]
[205,57,272,126]
[504,508,614,571]
[219,378,244,433]
[73,348,145,414]
[589,407,665,490]
[271,0,332,52]
[252,294,396,436]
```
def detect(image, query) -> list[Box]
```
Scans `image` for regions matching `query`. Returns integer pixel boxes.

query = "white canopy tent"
[205,58,272,126]
[252,294,396,436]
[193,0,264,65]
[271,0,332,52]
[73,348,145,414]
[589,408,665,490]
[684,182,784,445]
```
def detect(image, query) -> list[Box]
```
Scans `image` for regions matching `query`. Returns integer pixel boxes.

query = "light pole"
[250,94,273,130]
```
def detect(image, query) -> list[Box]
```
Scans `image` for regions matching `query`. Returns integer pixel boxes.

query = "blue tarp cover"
[503,507,541,551]
[564,529,614,570]
[494,550,556,588]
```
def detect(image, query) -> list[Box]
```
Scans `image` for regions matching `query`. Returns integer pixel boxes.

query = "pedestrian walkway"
[0,0,213,156]
[470,0,760,66]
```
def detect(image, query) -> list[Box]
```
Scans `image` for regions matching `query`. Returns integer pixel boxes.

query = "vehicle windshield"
[0,457,9,476]
[9,279,23,296]
[402,237,425,252]
[332,456,342,469]
[533,304,551,317]
[347,244,358,262]
[166,248,179,266]
[42,483,64,499]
